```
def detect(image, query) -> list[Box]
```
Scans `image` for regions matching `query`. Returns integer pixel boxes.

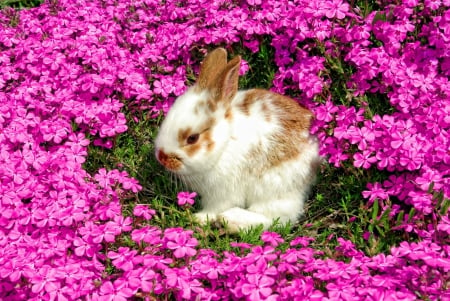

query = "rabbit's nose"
[156,149,182,171]
[156,148,167,164]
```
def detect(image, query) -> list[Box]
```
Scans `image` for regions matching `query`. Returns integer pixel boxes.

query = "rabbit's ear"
[197,48,228,90]
[213,55,241,103]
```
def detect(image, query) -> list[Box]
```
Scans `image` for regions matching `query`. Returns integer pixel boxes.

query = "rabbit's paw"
[218,207,272,233]
[193,211,217,225]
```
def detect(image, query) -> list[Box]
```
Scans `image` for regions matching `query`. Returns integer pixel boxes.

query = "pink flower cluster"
[311,1,450,237]
[96,232,449,300]
[0,0,449,300]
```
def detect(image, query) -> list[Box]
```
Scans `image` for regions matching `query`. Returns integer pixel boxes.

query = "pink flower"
[125,267,156,293]
[437,216,450,235]
[261,231,284,247]
[192,252,224,280]
[362,182,389,204]
[73,237,97,257]
[241,274,276,301]
[30,265,59,295]
[153,79,171,98]
[164,268,202,299]
[133,204,155,220]
[112,215,133,232]
[314,100,338,122]
[98,280,134,301]
[131,226,162,245]
[246,0,262,5]
[324,0,350,19]
[89,223,118,243]
[107,247,137,272]
[290,236,315,247]
[239,58,250,75]
[353,150,377,169]
[164,228,198,258]
[177,191,197,207]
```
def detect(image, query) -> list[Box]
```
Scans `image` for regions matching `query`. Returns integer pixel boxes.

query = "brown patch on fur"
[261,102,271,122]
[178,127,193,146]
[201,117,216,133]
[194,99,217,115]
[185,141,202,157]
[225,107,233,120]
[238,89,267,115]
[268,93,312,167]
[207,98,218,112]
[194,100,203,115]
[266,132,301,167]
[192,85,203,95]
[184,129,215,157]
[181,117,217,157]
[204,130,216,152]
[244,91,314,173]
[272,93,312,133]
[157,149,182,171]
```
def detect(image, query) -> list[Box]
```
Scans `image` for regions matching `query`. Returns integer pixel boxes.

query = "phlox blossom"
[107,247,138,272]
[164,228,198,258]
[177,191,197,207]
[261,231,284,247]
[324,0,350,19]
[98,280,134,301]
[133,204,156,220]
[353,150,377,169]
[362,182,389,204]
[240,274,277,301]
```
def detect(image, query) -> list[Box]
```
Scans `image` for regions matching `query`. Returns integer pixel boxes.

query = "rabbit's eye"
[186,133,199,144]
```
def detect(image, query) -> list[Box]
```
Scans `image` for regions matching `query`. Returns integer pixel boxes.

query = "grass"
[5,0,411,259]
[238,37,277,90]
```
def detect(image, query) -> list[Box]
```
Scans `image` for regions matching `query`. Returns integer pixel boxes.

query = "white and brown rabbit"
[155,48,320,232]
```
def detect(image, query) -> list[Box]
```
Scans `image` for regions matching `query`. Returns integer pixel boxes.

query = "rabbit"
[155,48,320,233]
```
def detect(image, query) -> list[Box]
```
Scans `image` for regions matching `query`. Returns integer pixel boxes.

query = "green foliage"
[238,38,277,90]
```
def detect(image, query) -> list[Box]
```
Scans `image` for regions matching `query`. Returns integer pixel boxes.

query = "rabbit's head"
[155,48,241,175]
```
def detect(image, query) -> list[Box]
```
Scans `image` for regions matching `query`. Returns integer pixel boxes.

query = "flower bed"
[0,0,449,300]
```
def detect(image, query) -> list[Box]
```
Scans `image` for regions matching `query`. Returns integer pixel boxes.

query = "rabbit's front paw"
[219,207,272,233]
[193,211,217,225]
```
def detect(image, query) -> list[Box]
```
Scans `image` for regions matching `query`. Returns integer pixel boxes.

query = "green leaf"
[440,199,450,216]
[372,11,386,24]
[407,207,416,223]
[371,199,379,221]
[396,210,405,226]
